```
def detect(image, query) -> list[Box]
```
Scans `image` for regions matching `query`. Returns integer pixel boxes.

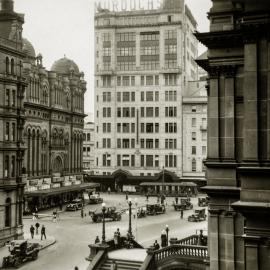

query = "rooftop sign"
[95,0,163,13]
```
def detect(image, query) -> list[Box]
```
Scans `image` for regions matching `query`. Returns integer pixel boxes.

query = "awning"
[140,182,197,187]
[24,183,100,197]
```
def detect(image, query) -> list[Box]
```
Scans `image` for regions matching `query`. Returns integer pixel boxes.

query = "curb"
[39,239,56,251]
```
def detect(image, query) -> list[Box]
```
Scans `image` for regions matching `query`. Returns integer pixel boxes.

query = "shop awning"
[24,182,100,197]
[140,182,197,187]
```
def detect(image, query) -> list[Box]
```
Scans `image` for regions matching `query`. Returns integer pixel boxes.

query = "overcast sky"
[14,0,211,116]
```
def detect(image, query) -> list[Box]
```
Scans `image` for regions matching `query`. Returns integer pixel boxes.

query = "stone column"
[208,209,221,270]
[244,236,260,270]
[243,41,258,160]
[224,68,235,159]
[208,70,219,159]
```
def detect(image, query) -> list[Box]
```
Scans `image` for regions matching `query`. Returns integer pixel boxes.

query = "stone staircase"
[99,258,142,270]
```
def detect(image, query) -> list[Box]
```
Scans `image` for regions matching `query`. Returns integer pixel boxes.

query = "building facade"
[0,0,26,246]
[196,0,270,269]
[94,0,199,187]
[182,78,207,181]
[22,46,87,212]
[83,119,95,174]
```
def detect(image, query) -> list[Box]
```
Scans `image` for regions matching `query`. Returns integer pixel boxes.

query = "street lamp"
[101,202,106,244]
[134,198,138,240]
[165,224,169,246]
[128,198,133,239]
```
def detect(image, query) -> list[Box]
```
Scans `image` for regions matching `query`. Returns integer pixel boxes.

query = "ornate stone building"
[0,0,88,245]
[22,46,87,212]
[0,0,26,246]
[196,0,270,269]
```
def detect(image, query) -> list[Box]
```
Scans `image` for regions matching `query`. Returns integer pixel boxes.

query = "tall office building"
[94,0,199,185]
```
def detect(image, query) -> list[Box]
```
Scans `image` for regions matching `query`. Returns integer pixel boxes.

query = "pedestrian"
[81,207,84,218]
[153,240,160,250]
[41,225,46,240]
[52,210,57,222]
[125,192,128,201]
[180,209,183,219]
[95,236,100,244]
[108,187,111,194]
[30,225,35,239]
[175,197,179,204]
[161,230,167,248]
[146,193,149,202]
[35,222,40,235]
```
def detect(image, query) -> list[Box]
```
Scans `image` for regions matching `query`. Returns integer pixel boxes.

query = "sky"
[13,0,211,117]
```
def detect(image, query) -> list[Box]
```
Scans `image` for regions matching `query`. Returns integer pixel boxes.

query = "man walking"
[180,209,184,219]
[41,225,46,240]
[30,225,35,239]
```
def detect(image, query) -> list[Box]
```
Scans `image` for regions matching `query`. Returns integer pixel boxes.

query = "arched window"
[11,155,16,177]
[6,57,9,74]
[4,155,9,177]
[11,58,15,75]
[5,198,12,227]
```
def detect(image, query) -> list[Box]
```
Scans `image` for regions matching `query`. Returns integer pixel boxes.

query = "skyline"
[14,0,211,117]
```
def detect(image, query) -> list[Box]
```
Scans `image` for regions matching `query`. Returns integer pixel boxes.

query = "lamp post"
[134,198,138,240]
[101,202,106,244]
[165,224,169,246]
[128,198,132,239]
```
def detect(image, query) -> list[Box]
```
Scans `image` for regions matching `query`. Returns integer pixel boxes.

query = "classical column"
[31,131,35,176]
[243,40,258,161]
[244,236,260,270]
[208,69,220,159]
[224,67,235,160]
[208,209,221,270]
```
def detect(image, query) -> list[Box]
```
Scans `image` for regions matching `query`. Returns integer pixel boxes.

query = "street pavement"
[1,193,207,270]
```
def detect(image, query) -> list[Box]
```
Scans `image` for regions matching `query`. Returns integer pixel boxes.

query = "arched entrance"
[112,169,132,192]
[52,155,64,173]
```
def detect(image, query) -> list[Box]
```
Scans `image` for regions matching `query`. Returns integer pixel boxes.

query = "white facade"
[94,0,199,177]
[182,79,207,179]
[83,120,95,174]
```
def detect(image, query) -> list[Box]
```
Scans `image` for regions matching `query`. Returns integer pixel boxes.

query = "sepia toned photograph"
[0,0,269,269]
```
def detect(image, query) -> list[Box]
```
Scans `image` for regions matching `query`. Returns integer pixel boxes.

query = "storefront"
[24,182,100,213]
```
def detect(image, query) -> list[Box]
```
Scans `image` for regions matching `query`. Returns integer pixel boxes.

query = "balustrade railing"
[154,244,208,262]
[170,234,199,245]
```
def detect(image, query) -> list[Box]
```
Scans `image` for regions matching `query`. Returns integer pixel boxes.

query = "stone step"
[99,258,142,270]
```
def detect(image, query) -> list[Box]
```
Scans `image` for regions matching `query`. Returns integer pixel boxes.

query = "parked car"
[146,203,166,215]
[2,240,39,268]
[188,208,207,222]
[89,193,103,204]
[198,197,209,207]
[173,198,193,211]
[89,206,122,223]
[137,206,147,218]
[66,199,83,211]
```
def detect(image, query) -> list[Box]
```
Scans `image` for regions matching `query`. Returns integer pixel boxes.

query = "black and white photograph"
[0,0,269,269]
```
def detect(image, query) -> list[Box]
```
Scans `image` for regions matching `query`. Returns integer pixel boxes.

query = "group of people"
[30,223,46,240]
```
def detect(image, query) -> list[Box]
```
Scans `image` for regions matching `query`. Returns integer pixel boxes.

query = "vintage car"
[89,193,103,204]
[2,240,39,268]
[146,203,166,215]
[89,206,122,223]
[198,197,209,207]
[173,198,193,211]
[188,208,207,222]
[137,206,147,218]
[66,198,83,211]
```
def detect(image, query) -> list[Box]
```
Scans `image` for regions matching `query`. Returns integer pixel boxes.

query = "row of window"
[83,146,91,155]
[191,132,207,141]
[98,75,178,88]
[141,107,159,117]
[191,118,207,127]
[98,154,178,168]
[117,107,136,117]
[83,133,91,141]
[117,91,136,102]
[141,91,159,102]
[116,47,136,57]
[191,146,207,155]
[117,123,135,133]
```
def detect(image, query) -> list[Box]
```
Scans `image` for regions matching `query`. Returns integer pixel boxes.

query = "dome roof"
[51,56,80,74]
[22,38,36,58]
